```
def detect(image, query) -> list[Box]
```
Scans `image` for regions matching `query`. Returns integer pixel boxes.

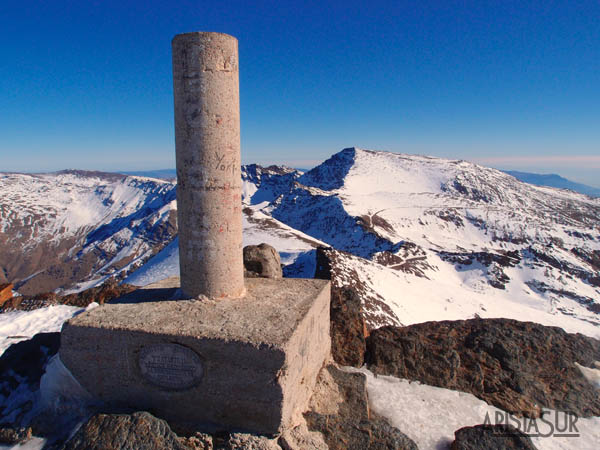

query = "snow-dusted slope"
[125,149,600,337]
[0,171,177,294]
[270,148,600,336]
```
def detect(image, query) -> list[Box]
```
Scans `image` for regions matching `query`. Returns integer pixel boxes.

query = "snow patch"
[352,367,600,450]
[0,305,83,356]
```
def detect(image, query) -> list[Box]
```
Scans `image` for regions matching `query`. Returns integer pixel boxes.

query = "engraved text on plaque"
[139,343,204,390]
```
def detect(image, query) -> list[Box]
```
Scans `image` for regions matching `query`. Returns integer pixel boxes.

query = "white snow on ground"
[0,305,86,356]
[266,148,600,334]
[340,149,600,248]
[575,362,600,389]
[336,149,600,267]
[0,438,46,450]
[242,208,324,265]
[352,367,600,450]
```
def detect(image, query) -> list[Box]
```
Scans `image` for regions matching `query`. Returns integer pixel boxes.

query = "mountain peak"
[298,147,358,190]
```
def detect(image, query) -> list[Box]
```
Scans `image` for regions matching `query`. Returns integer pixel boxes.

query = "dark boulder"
[62,411,193,450]
[366,318,600,418]
[451,424,537,449]
[0,427,32,445]
[0,333,60,387]
[0,333,60,430]
[330,287,367,367]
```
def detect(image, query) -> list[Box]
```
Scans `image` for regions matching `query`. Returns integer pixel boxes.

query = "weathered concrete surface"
[172,32,244,299]
[60,277,331,434]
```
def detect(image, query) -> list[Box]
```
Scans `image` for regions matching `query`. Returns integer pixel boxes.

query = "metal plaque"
[138,343,204,390]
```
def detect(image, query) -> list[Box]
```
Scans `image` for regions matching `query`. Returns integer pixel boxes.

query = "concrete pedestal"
[60,277,331,434]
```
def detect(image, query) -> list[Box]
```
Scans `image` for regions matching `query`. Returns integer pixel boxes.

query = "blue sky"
[1,1,599,186]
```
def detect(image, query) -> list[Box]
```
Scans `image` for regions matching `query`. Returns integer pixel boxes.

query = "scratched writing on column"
[214,151,237,175]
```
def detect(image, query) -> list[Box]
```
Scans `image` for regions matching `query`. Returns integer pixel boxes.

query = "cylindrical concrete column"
[172,32,244,299]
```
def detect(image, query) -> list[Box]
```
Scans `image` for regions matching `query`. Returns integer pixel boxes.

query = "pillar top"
[172,31,238,44]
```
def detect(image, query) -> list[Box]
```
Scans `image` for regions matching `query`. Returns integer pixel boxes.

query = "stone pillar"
[172,32,244,299]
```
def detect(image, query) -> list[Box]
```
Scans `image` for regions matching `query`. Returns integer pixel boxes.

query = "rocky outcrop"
[316,246,401,332]
[223,433,281,449]
[438,250,521,289]
[1,279,137,312]
[279,423,328,450]
[179,432,213,449]
[366,318,600,418]
[451,424,537,450]
[63,412,192,450]
[329,287,367,367]
[0,427,32,445]
[304,365,417,450]
[243,244,283,278]
[52,364,414,449]
[64,415,284,450]
[62,280,138,307]
[315,246,368,366]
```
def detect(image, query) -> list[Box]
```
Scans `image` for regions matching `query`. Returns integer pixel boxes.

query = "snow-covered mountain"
[270,148,600,336]
[2,148,599,339]
[0,166,324,295]
[0,170,177,295]
[124,147,600,338]
[2,148,600,449]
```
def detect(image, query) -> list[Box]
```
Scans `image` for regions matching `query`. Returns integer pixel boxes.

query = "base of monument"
[59,276,331,434]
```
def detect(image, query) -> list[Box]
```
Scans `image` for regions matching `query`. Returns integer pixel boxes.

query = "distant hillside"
[0,171,177,294]
[504,170,600,198]
[119,169,176,180]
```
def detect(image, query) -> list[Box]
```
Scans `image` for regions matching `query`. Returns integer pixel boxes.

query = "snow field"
[352,367,600,450]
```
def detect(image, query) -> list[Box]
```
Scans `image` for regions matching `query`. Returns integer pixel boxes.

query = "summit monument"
[59,32,332,434]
